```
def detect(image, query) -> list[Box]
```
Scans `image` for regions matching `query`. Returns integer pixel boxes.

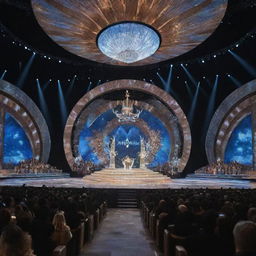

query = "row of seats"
[141,201,187,256]
[53,201,107,256]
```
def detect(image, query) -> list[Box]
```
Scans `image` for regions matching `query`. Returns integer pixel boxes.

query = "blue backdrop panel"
[224,115,253,165]
[78,109,171,167]
[3,113,33,164]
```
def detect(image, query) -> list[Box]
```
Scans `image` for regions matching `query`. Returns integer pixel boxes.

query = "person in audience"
[233,221,256,256]
[51,211,72,246]
[0,224,35,256]
[174,204,194,236]
[0,209,11,235]
[30,205,55,256]
[247,207,256,223]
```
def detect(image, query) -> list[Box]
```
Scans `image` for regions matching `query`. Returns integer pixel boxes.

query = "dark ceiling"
[0,0,256,173]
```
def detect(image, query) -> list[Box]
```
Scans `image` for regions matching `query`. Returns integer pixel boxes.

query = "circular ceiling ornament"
[31,0,227,66]
[97,22,160,63]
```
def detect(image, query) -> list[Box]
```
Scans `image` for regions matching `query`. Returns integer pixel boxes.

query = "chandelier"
[113,90,142,122]
[97,22,160,64]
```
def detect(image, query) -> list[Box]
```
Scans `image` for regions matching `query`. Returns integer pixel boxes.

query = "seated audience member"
[185,210,222,256]
[30,206,55,256]
[0,224,35,256]
[155,199,168,218]
[0,209,11,235]
[233,221,256,256]
[174,204,194,236]
[247,207,256,223]
[52,211,72,246]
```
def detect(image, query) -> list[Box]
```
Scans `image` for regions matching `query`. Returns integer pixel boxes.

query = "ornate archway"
[64,79,191,172]
[206,79,256,168]
[0,80,51,168]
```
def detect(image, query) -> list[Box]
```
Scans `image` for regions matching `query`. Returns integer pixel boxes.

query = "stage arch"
[206,79,256,168]
[0,80,51,168]
[64,79,191,173]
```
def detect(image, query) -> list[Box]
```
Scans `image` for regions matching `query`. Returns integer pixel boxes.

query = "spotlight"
[24,46,27,49]
[203,76,206,79]
[213,55,216,58]
[48,57,51,60]
[33,52,36,55]
[44,56,47,58]
[236,44,239,47]
[59,60,62,63]
[201,60,205,63]
[227,74,231,77]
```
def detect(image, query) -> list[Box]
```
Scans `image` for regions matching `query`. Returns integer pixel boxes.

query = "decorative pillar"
[109,137,117,168]
[0,108,5,170]
[139,137,147,169]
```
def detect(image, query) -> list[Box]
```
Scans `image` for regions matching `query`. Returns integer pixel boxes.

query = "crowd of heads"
[196,160,250,175]
[0,186,107,256]
[14,159,62,174]
[140,188,256,256]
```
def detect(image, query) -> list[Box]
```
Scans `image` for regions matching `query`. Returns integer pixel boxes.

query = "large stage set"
[0,0,256,189]
[1,77,256,189]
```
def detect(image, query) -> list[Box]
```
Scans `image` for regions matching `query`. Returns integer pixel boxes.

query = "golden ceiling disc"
[31,0,227,66]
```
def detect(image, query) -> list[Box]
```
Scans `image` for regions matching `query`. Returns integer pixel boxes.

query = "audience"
[0,186,107,256]
[0,224,35,256]
[141,188,256,256]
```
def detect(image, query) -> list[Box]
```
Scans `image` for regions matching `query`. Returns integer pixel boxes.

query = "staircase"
[83,168,171,188]
[117,189,138,208]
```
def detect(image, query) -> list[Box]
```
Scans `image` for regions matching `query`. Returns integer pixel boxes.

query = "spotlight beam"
[36,79,51,127]
[203,75,219,136]
[228,74,242,87]
[16,53,36,88]
[0,70,7,80]
[65,75,76,98]
[185,81,193,100]
[57,80,68,128]
[181,64,197,86]
[188,82,200,125]
[229,50,256,77]
[157,65,173,92]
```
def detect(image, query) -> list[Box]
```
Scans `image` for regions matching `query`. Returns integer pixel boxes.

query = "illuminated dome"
[97,23,160,64]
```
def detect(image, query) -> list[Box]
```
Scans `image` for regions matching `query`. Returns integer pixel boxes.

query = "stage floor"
[0,176,256,189]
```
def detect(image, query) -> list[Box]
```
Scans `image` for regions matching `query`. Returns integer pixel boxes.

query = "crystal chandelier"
[97,22,160,64]
[113,90,142,122]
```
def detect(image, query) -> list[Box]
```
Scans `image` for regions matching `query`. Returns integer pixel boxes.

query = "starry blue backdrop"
[78,109,171,167]
[3,113,33,164]
[224,114,253,165]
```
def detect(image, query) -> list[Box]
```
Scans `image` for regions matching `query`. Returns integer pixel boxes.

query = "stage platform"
[0,168,256,189]
[0,169,69,180]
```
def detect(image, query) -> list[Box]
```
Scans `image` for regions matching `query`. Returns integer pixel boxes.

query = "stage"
[0,168,256,189]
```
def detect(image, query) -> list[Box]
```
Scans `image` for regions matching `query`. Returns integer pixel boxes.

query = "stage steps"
[117,189,138,208]
[83,168,171,188]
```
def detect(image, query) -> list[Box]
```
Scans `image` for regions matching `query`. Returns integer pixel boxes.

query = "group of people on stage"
[196,160,249,175]
[152,162,180,178]
[72,160,103,176]
[14,159,62,175]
